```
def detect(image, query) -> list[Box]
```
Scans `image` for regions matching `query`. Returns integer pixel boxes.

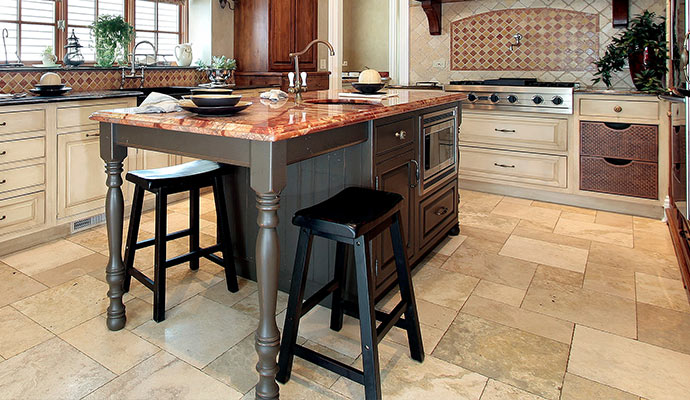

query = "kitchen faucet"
[288,39,335,102]
[121,40,157,89]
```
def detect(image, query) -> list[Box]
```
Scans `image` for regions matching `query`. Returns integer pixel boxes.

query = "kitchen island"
[90,89,464,400]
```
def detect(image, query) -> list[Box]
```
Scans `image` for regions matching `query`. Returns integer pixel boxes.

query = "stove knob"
[507,95,518,104]
[532,95,544,105]
[489,93,500,103]
[467,93,478,103]
[552,96,564,105]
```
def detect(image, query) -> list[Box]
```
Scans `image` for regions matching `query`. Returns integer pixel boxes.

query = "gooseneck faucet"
[121,40,157,89]
[288,39,335,103]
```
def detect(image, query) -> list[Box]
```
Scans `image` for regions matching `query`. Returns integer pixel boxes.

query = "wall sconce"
[219,0,236,10]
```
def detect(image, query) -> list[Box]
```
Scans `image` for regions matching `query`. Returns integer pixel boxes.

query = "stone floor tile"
[637,302,690,355]
[410,264,479,309]
[202,333,260,394]
[0,263,46,308]
[0,306,53,359]
[480,379,547,399]
[522,280,637,338]
[491,200,561,231]
[459,224,512,244]
[462,295,574,344]
[11,275,109,334]
[472,280,526,307]
[532,265,584,288]
[0,337,114,400]
[128,266,223,310]
[413,298,458,330]
[588,242,680,280]
[291,340,358,389]
[138,211,215,235]
[67,228,110,253]
[332,341,488,400]
[231,289,289,319]
[60,315,159,374]
[445,237,536,290]
[295,305,363,359]
[200,276,257,307]
[31,253,108,287]
[133,296,257,369]
[433,234,467,256]
[459,190,504,213]
[121,297,157,330]
[568,325,690,400]
[559,211,596,223]
[511,225,591,250]
[500,235,588,273]
[242,374,348,400]
[635,272,690,313]
[583,262,635,300]
[553,218,634,247]
[633,216,676,256]
[0,239,94,276]
[595,211,633,230]
[417,251,449,269]
[84,351,242,400]
[531,201,597,216]
[458,208,520,233]
[560,373,638,400]
[383,321,446,355]
[433,313,569,400]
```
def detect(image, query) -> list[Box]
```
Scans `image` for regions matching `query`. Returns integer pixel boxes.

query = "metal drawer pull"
[0,215,6,221]
[0,179,7,184]
[494,162,516,168]
[494,128,516,133]
[395,130,407,140]
[614,105,623,113]
[0,122,6,127]
[85,133,100,137]
[0,151,7,156]
[434,206,449,216]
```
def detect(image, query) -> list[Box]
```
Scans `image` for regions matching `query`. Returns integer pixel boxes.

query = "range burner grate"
[449,78,576,88]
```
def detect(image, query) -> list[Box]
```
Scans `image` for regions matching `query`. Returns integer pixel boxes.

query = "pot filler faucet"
[288,39,335,103]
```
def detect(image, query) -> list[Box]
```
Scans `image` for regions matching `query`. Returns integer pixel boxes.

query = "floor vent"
[71,213,106,233]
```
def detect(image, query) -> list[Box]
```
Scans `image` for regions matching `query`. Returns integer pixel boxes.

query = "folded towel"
[129,92,182,114]
[260,89,289,102]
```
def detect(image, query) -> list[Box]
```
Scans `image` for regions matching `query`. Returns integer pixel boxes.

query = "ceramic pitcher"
[174,43,193,67]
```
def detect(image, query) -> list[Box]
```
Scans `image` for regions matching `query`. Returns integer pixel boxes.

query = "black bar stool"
[276,187,424,400]
[123,160,239,322]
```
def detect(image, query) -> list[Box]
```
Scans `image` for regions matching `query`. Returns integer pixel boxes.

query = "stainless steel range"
[444,78,576,114]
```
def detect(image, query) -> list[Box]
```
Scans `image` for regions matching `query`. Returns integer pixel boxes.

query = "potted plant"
[593,10,668,93]
[90,15,134,67]
[197,56,237,85]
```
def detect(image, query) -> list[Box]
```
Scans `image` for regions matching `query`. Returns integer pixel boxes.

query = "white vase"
[174,43,193,67]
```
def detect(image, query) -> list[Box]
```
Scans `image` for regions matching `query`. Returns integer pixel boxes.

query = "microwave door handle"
[410,159,420,188]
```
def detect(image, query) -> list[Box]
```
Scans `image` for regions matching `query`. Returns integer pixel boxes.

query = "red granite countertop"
[89,89,465,142]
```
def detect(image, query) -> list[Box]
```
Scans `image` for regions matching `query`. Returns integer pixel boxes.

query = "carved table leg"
[100,123,128,331]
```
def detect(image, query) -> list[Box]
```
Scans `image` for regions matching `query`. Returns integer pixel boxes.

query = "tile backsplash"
[410,0,666,89]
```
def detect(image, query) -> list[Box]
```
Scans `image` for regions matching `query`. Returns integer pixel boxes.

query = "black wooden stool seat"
[277,187,424,400]
[123,160,239,322]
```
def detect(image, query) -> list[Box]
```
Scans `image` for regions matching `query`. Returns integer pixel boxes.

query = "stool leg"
[353,236,382,400]
[276,227,313,384]
[123,186,144,293]
[390,212,424,362]
[330,242,348,331]
[189,188,200,271]
[153,191,168,323]
[213,176,239,292]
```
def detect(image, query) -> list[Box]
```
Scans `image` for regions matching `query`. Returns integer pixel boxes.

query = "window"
[0,0,186,63]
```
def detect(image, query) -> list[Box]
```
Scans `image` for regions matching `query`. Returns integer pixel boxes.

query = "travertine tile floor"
[1,189,690,399]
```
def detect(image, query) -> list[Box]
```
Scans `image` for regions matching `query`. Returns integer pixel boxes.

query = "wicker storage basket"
[580,156,657,199]
[580,121,658,162]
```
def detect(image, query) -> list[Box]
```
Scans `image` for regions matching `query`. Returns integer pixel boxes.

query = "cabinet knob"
[434,206,449,216]
[0,215,6,221]
[0,122,6,127]
[395,130,406,140]
[614,105,623,113]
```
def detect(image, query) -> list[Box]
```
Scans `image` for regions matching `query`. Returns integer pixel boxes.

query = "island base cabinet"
[0,192,45,235]
[418,180,458,252]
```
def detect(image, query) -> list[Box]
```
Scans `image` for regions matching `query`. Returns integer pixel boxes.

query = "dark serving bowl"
[34,84,67,91]
[190,88,234,95]
[190,94,242,107]
[352,82,385,94]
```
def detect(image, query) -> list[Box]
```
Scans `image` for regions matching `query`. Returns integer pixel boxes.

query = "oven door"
[422,111,457,192]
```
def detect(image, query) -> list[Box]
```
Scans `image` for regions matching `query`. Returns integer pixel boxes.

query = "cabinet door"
[373,148,416,291]
[268,0,296,71]
[57,130,112,218]
[294,0,318,71]
[138,150,178,170]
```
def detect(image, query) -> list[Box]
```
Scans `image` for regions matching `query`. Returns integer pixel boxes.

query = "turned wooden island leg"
[99,123,129,331]
[250,141,287,400]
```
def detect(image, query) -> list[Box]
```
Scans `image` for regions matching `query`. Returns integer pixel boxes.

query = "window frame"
[0,0,188,64]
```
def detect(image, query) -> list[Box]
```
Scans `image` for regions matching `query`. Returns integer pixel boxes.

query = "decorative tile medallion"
[450,8,599,72]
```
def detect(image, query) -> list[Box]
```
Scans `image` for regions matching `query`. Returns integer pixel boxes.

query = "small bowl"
[352,83,385,94]
[190,94,242,107]
[190,88,234,95]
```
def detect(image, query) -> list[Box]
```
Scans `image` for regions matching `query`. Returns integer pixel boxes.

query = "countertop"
[90,89,465,142]
[0,90,143,106]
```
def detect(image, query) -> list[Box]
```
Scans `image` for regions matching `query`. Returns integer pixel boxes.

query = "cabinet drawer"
[460,113,567,152]
[0,137,45,164]
[580,156,657,199]
[580,121,658,162]
[459,146,567,188]
[419,182,457,246]
[579,98,658,120]
[57,102,129,130]
[375,117,415,155]
[0,192,45,235]
[0,164,44,194]
[0,109,45,135]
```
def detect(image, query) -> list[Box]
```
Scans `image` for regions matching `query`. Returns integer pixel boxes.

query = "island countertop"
[89,89,466,142]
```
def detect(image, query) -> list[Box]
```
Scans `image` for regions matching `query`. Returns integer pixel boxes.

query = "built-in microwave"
[420,107,458,194]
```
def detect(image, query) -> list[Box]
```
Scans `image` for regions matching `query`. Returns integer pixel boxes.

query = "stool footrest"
[376,301,407,343]
[300,278,339,318]
[203,253,224,266]
[165,244,222,268]
[135,228,192,250]
[294,344,364,385]
[129,267,155,290]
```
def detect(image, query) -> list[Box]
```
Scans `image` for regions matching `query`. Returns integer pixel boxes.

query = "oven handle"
[410,159,420,188]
